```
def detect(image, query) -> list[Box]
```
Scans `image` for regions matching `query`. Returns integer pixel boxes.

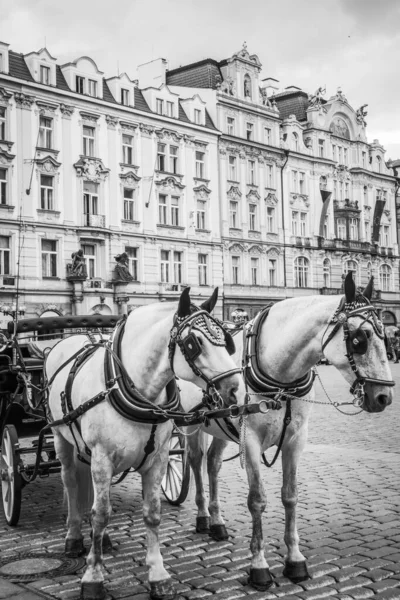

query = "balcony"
[333,199,359,211]
[158,283,188,295]
[83,214,106,228]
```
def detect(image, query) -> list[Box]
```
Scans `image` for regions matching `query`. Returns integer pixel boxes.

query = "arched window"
[366,261,372,281]
[376,156,382,173]
[319,175,327,191]
[379,264,391,291]
[244,74,252,99]
[292,132,299,151]
[343,259,358,285]
[294,256,309,288]
[323,258,331,288]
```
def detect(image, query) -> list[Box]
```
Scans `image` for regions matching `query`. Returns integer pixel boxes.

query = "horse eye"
[364,330,372,339]
[197,336,203,346]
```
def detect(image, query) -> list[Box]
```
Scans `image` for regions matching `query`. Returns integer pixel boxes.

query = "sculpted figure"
[308,86,326,109]
[69,249,87,278]
[259,87,272,107]
[356,104,368,127]
[114,252,134,282]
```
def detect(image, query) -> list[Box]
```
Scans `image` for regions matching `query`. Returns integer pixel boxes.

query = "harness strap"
[262,399,292,468]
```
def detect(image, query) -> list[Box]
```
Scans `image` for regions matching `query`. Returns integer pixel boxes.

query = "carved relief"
[267,246,281,257]
[221,76,236,96]
[227,185,242,200]
[79,111,99,123]
[246,189,261,202]
[329,117,350,140]
[105,115,118,129]
[155,175,185,191]
[356,105,368,127]
[120,120,138,132]
[14,93,35,109]
[60,104,75,118]
[119,171,141,186]
[35,156,61,174]
[156,128,182,143]
[308,86,326,111]
[0,87,12,106]
[0,150,15,164]
[74,157,110,181]
[36,101,58,116]
[249,244,262,254]
[139,123,155,136]
[193,183,211,198]
[265,192,278,206]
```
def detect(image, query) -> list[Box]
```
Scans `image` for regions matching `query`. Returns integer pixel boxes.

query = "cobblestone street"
[1,364,399,600]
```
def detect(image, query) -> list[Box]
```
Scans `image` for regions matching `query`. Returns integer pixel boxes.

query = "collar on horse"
[322,294,395,404]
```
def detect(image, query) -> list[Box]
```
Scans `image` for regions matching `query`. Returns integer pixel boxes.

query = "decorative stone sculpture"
[259,87,272,108]
[221,76,236,96]
[308,86,326,109]
[114,252,134,282]
[67,249,87,279]
[356,104,368,127]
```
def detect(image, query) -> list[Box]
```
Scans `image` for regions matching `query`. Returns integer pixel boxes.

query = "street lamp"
[1,303,26,317]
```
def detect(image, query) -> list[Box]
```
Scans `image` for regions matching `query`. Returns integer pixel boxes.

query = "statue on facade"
[67,249,87,279]
[244,76,251,98]
[221,76,236,96]
[114,252,134,282]
[335,86,347,103]
[308,86,326,109]
[259,87,272,107]
[356,104,368,127]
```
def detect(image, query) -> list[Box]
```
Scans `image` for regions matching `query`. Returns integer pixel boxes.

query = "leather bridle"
[168,309,241,408]
[322,297,395,406]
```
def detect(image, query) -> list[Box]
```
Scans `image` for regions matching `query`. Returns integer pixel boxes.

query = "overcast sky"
[1,0,399,159]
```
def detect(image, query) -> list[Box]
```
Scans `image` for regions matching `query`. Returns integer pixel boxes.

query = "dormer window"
[156,99,164,115]
[121,88,129,106]
[38,116,53,149]
[194,109,202,125]
[40,65,50,85]
[88,80,97,97]
[76,76,85,94]
[166,102,174,117]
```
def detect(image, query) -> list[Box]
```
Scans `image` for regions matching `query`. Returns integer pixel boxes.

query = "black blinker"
[225,332,236,356]
[182,332,202,361]
[350,329,368,355]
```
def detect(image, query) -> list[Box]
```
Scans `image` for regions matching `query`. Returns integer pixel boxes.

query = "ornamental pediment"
[155,175,185,191]
[246,189,261,202]
[73,157,110,181]
[155,128,182,143]
[265,192,278,206]
[193,183,211,197]
[0,148,15,165]
[227,185,242,200]
[119,170,141,186]
[0,87,12,105]
[35,155,61,173]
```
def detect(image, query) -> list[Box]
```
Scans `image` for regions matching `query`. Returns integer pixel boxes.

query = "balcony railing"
[83,214,106,228]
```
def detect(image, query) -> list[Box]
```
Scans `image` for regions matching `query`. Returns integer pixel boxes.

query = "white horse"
[45,288,245,600]
[180,274,394,590]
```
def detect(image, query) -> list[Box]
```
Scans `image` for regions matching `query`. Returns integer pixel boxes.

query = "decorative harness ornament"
[321,294,395,407]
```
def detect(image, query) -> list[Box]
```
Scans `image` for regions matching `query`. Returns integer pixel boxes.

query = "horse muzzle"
[362,386,393,413]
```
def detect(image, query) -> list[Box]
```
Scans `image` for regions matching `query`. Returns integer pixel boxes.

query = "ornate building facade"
[0,40,399,326]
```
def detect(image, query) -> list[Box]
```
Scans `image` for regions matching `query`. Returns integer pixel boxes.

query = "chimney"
[261,77,279,97]
[137,58,168,89]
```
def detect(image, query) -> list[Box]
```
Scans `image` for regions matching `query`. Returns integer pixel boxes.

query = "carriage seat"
[8,314,121,335]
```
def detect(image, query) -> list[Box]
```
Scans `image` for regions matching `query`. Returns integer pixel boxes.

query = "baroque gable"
[155,175,185,192]
[227,185,242,200]
[74,157,110,181]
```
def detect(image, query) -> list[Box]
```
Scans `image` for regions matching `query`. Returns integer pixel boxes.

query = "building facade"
[0,40,399,327]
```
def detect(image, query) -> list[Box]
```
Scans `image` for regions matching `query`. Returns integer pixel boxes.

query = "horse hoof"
[65,537,85,557]
[102,532,113,554]
[283,560,310,583]
[248,567,273,591]
[196,516,210,533]
[80,581,106,600]
[150,578,176,600]
[209,524,229,541]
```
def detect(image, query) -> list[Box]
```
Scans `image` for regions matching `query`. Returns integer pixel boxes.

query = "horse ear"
[344,272,356,303]
[177,287,191,318]
[200,287,219,313]
[363,276,374,300]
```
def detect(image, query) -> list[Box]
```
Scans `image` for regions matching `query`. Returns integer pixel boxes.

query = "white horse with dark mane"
[45,288,245,600]
[180,274,394,590]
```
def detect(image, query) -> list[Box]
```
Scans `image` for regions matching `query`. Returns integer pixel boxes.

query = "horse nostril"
[229,385,238,405]
[377,394,390,407]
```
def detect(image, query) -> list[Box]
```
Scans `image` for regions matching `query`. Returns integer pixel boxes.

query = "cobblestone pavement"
[1,364,399,600]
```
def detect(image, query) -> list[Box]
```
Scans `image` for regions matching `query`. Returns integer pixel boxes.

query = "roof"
[9,51,34,82]
[271,89,311,122]
[167,59,222,89]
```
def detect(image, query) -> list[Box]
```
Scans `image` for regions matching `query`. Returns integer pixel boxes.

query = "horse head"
[323,272,394,413]
[171,287,244,407]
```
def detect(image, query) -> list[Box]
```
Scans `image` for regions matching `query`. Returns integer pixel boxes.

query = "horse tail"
[75,451,94,516]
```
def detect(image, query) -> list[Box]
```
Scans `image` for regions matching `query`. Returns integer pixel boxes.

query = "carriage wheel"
[161,433,191,505]
[1,425,22,526]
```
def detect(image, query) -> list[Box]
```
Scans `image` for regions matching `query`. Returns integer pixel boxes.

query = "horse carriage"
[0,313,191,527]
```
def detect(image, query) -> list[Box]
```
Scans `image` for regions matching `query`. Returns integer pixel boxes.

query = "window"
[122,134,133,164]
[323,216,329,238]
[0,236,10,275]
[246,122,254,141]
[156,99,164,115]
[40,175,54,210]
[250,257,259,285]
[121,89,129,106]
[195,151,205,179]
[291,210,299,236]
[300,212,307,236]
[332,144,336,161]
[171,196,179,226]
[291,211,307,236]
[291,170,298,193]
[40,65,50,84]
[269,259,276,286]
[194,109,201,124]
[266,164,274,188]
[198,254,208,286]
[266,206,275,232]
[338,147,342,164]
[377,156,382,173]
[249,204,257,230]
[157,143,178,174]
[264,127,271,145]
[232,256,240,284]
[196,199,206,229]
[166,102,174,117]
[157,143,166,171]
[333,180,337,199]
[161,250,170,283]
[82,244,96,278]
[323,259,331,288]
[0,107,5,140]
[339,181,344,200]
[349,218,359,241]
[125,247,138,281]
[41,240,57,277]
[0,168,7,204]
[83,126,95,157]
[362,152,367,168]
[170,146,178,174]
[123,188,135,221]
[292,132,299,151]
[318,139,325,158]
[230,201,238,228]
[158,194,167,224]
[247,160,256,185]
[379,264,391,291]
[380,225,390,247]
[173,251,182,284]
[299,172,306,195]
[294,257,309,288]
[344,148,348,164]
[76,76,85,94]
[83,181,99,225]
[228,155,237,180]
[227,117,235,135]
[336,217,346,239]
[88,79,97,97]
[38,116,53,149]
[345,182,349,199]
[344,260,358,284]
[364,221,370,241]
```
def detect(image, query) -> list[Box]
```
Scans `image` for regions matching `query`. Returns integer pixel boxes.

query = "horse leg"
[54,433,86,557]
[186,428,210,533]
[207,436,230,541]
[142,451,176,600]
[281,423,310,583]
[245,429,273,591]
[81,449,113,600]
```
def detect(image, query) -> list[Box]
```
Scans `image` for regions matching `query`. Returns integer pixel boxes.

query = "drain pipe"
[280,149,290,288]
